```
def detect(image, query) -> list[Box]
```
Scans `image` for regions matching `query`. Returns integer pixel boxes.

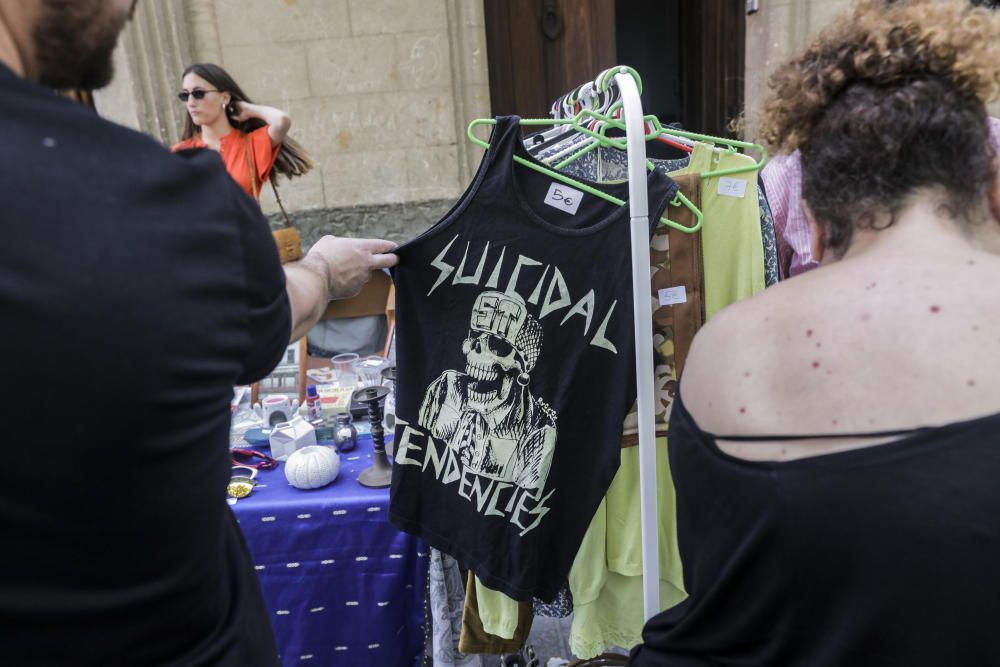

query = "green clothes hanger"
[554,104,769,181]
[467,115,705,234]
[631,112,769,179]
[588,66,771,180]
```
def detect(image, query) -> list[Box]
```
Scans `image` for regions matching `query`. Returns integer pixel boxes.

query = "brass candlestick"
[353,385,392,488]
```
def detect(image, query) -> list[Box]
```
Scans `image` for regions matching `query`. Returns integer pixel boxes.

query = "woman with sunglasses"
[171,63,312,200]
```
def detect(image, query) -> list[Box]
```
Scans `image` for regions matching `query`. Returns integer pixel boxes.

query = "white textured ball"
[284,445,340,490]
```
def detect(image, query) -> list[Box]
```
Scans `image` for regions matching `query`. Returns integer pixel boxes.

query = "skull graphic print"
[418,291,557,492]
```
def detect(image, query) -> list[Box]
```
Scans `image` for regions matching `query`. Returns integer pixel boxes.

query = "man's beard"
[32,0,136,90]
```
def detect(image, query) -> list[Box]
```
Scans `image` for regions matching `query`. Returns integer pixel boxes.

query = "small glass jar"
[332,412,358,453]
[330,352,360,388]
[352,355,389,388]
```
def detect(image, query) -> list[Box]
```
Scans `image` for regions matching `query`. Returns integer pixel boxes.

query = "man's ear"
[802,200,826,263]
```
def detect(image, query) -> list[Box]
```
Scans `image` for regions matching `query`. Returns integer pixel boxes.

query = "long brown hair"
[180,63,314,184]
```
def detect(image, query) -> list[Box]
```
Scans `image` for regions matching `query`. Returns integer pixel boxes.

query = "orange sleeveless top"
[172,126,280,200]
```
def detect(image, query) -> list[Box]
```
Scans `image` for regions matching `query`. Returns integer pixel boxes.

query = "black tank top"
[629,386,1000,666]
[389,116,678,601]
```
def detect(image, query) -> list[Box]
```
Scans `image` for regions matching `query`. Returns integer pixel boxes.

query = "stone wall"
[744,0,1000,142]
[743,0,851,144]
[94,0,489,242]
[270,198,454,247]
[89,0,1000,243]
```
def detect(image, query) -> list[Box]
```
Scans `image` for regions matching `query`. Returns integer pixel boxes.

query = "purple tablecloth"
[233,433,426,666]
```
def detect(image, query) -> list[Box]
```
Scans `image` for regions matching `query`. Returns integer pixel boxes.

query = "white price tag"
[544,182,584,215]
[658,286,688,306]
[717,177,747,198]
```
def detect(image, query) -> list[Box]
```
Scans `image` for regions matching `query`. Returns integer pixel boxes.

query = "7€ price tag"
[717,177,747,199]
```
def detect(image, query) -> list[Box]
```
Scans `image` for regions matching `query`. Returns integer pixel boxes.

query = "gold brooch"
[228,465,259,499]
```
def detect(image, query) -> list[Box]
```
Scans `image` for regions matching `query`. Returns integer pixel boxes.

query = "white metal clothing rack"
[528,64,664,623]
[546,65,663,622]
[611,68,662,623]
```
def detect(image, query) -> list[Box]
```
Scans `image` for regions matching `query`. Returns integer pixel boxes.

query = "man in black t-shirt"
[0,2,397,665]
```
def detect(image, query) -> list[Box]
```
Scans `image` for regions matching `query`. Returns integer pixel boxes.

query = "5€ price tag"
[717,177,747,198]
[544,182,584,215]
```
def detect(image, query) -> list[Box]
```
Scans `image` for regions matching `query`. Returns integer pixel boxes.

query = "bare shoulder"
[682,253,1000,438]
[680,276,818,434]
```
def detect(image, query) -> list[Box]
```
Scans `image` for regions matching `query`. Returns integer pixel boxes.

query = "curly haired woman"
[764,0,1000,279]
[629,1,1000,664]
[171,63,312,200]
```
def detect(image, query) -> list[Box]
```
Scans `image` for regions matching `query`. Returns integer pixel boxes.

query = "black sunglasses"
[177,88,220,102]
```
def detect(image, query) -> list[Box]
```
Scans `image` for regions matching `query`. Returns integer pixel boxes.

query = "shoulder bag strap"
[270,179,294,229]
[244,133,259,200]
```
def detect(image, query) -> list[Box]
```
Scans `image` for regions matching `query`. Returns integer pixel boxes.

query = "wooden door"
[484,0,617,118]
[678,0,746,138]
[484,0,746,139]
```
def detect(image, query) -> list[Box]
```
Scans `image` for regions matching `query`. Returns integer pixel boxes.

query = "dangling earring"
[517,371,530,387]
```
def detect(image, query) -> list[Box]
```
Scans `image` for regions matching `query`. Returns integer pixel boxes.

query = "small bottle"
[333,412,358,453]
[305,385,324,425]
